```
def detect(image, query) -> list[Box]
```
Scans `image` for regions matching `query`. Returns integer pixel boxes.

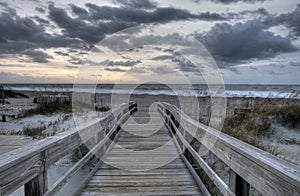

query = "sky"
[0,0,299,84]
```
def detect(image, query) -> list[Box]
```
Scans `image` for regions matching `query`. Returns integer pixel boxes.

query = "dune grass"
[22,125,46,139]
[19,100,72,118]
[95,105,110,112]
[200,104,300,150]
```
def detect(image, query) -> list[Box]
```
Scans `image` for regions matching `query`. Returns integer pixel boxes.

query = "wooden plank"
[0,102,136,195]
[45,105,135,195]
[24,168,47,196]
[94,169,190,176]
[0,136,32,155]
[74,122,125,196]
[83,185,202,193]
[169,120,211,196]
[160,102,300,195]
[163,112,235,196]
[0,154,42,195]
[81,111,203,195]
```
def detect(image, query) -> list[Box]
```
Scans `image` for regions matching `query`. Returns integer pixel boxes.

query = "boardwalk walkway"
[81,111,203,195]
[1,102,299,195]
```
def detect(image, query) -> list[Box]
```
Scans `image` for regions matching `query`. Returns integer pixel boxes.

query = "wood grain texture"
[160,102,300,196]
[81,112,203,195]
[0,103,135,195]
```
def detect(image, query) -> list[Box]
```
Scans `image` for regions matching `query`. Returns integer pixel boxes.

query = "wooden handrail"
[0,102,137,196]
[44,105,136,195]
[159,107,234,196]
[158,102,300,196]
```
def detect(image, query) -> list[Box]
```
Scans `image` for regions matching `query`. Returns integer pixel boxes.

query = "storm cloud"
[0,3,80,56]
[108,60,142,67]
[21,50,53,63]
[48,2,226,44]
[276,4,300,37]
[113,0,158,9]
[194,0,265,4]
[196,20,297,62]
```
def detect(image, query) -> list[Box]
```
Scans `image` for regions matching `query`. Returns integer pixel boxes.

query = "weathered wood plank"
[0,102,136,195]
[45,105,135,196]
[163,113,234,196]
[0,136,32,155]
[160,102,300,196]
[81,111,203,195]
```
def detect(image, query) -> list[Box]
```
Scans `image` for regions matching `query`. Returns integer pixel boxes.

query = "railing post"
[229,169,250,196]
[24,152,47,196]
[229,169,237,193]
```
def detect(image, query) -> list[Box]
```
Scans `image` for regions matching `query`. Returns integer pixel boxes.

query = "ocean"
[2,83,300,99]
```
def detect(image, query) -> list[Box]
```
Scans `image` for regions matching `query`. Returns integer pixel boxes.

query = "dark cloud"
[32,16,50,26]
[150,52,200,73]
[228,8,270,20]
[0,3,81,57]
[69,56,83,65]
[151,55,173,61]
[108,60,142,67]
[0,4,44,43]
[196,20,297,63]
[47,3,225,44]
[113,0,157,9]
[213,0,265,4]
[0,2,226,63]
[35,7,46,13]
[85,3,225,23]
[289,61,300,67]
[194,0,265,4]
[233,5,300,38]
[0,63,25,67]
[48,3,104,44]
[55,51,69,56]
[65,65,79,69]
[70,4,89,17]
[21,50,53,63]
[241,8,269,16]
[130,66,147,73]
[276,4,300,37]
[171,55,199,72]
[104,67,127,72]
[149,65,175,74]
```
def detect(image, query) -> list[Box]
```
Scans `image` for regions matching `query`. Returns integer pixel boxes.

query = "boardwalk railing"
[158,102,300,196]
[0,102,137,196]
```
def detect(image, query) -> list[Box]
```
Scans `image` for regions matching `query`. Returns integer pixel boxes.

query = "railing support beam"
[25,152,47,196]
[235,174,250,196]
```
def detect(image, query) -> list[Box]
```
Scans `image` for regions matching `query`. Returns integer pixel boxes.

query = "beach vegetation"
[95,105,110,112]
[199,104,300,152]
[22,125,46,139]
[270,105,300,128]
[71,144,89,162]
[19,100,72,118]
[3,89,28,98]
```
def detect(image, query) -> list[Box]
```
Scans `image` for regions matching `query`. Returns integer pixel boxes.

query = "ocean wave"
[4,86,300,99]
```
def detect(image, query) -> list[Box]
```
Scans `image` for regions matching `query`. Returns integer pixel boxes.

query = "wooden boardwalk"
[0,135,32,155]
[1,102,299,195]
[81,112,203,195]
